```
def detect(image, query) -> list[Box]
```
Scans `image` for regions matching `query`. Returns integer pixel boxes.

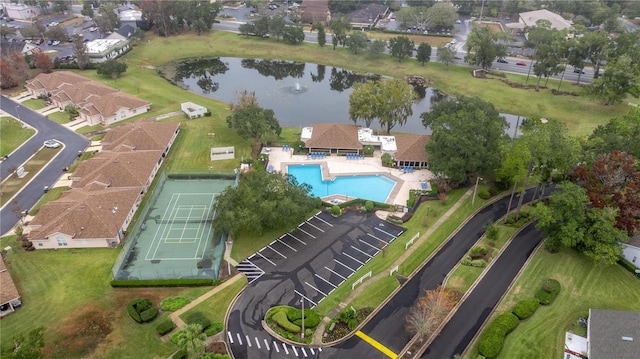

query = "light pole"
[300,297,305,339]
[472,176,483,206]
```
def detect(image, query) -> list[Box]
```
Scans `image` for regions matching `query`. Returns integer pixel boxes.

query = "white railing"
[352,271,372,290]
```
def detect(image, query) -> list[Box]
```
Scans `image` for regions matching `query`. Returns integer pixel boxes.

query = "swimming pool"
[287,164,396,203]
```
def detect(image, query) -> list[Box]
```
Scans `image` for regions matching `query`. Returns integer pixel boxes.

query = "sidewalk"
[312,189,473,344]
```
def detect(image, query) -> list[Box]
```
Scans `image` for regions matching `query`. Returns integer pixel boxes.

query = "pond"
[161,57,524,136]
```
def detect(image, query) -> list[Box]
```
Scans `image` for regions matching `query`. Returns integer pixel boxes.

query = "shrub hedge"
[127,302,142,323]
[184,311,211,330]
[111,278,221,287]
[512,298,540,320]
[492,312,519,334]
[127,298,156,323]
[141,307,159,322]
[173,349,187,359]
[205,322,224,336]
[155,319,176,336]
[618,257,638,275]
[288,308,321,328]
[535,279,561,305]
[272,310,301,333]
[161,296,191,311]
[477,324,505,359]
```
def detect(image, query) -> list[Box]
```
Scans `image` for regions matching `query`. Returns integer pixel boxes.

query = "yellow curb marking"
[355,330,398,359]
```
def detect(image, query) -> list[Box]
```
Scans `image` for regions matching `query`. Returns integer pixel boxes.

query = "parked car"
[52,40,60,46]
[47,39,53,45]
[34,39,43,45]
[67,37,74,42]
[43,140,60,149]
[497,58,508,63]
[516,61,527,66]
[456,20,462,24]
[573,68,585,74]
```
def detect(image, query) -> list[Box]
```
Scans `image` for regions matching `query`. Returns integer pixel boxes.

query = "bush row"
[184,311,211,330]
[287,308,321,328]
[535,279,561,305]
[155,319,176,335]
[127,298,158,323]
[512,298,540,320]
[205,322,224,336]
[111,278,221,287]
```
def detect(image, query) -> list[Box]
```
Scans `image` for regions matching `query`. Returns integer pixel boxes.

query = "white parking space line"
[264,339,270,350]
[256,251,276,266]
[246,335,251,347]
[314,214,333,226]
[375,226,401,239]
[277,238,297,252]
[288,233,306,245]
[367,232,389,245]
[318,347,322,352]
[237,333,243,345]
[305,281,328,297]
[297,227,315,238]
[310,348,315,354]
[305,220,324,232]
[295,289,318,306]
[266,245,287,259]
[359,239,381,252]
[227,331,234,344]
[315,273,337,288]
[344,252,365,265]
[273,341,280,352]
[293,346,299,356]
[283,343,289,354]
[302,347,308,357]
[335,259,356,272]
[255,337,261,348]
[325,266,347,280]
[351,245,373,259]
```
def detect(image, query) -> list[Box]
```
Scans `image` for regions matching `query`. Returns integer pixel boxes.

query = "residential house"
[347,3,389,28]
[621,235,640,269]
[25,71,90,98]
[393,134,430,169]
[1,1,39,20]
[85,38,131,63]
[107,24,135,40]
[301,0,330,25]
[50,81,117,110]
[565,309,640,359]
[508,9,573,38]
[100,120,180,157]
[181,102,208,119]
[0,40,40,57]
[77,91,151,126]
[0,255,21,318]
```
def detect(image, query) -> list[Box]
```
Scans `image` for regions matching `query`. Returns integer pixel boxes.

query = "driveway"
[0,96,89,235]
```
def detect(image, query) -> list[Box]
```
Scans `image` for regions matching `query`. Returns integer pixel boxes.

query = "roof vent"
[622,336,634,342]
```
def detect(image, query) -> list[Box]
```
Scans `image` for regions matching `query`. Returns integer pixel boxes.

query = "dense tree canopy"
[141,0,221,37]
[389,36,414,62]
[421,96,508,182]
[226,103,281,143]
[96,59,128,79]
[212,171,319,238]
[465,26,507,70]
[416,42,431,66]
[349,79,416,134]
[586,108,640,159]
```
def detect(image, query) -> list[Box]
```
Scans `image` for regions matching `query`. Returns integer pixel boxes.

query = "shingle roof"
[348,3,388,24]
[0,256,20,305]
[305,123,362,150]
[77,91,150,119]
[51,81,118,105]
[520,9,572,30]
[589,309,640,359]
[394,134,430,162]
[301,0,330,24]
[27,186,141,241]
[116,24,135,38]
[25,71,90,93]
[101,120,179,151]
[70,151,162,188]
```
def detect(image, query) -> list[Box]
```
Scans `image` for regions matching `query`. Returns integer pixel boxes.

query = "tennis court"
[113,177,235,280]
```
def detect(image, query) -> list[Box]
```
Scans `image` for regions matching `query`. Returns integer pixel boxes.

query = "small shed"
[181,102,208,119]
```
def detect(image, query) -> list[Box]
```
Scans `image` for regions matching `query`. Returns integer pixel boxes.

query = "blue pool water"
[287,164,396,203]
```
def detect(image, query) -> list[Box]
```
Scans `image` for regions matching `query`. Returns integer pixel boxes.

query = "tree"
[269,15,286,41]
[283,25,305,44]
[405,286,457,342]
[328,14,351,47]
[367,40,386,59]
[421,96,509,183]
[586,108,640,159]
[212,170,319,239]
[81,0,96,18]
[96,59,128,79]
[1,52,30,89]
[465,26,507,70]
[252,16,271,38]
[227,103,281,143]
[183,0,222,35]
[581,31,609,79]
[427,2,458,31]
[436,45,455,67]
[531,35,564,91]
[395,6,430,30]
[0,25,17,39]
[312,22,326,47]
[72,36,90,70]
[574,151,640,236]
[586,55,640,105]
[416,42,432,65]
[8,326,46,359]
[45,25,68,42]
[95,3,121,33]
[177,324,206,356]
[349,79,416,134]
[34,51,53,74]
[19,23,46,41]
[389,36,414,62]
[346,31,368,55]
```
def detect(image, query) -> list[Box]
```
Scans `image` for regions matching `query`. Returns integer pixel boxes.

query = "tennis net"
[155,218,213,225]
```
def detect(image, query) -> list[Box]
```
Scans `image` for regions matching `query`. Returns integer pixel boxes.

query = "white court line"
[343,252,365,265]
[325,266,347,280]
[273,341,279,352]
[255,252,276,266]
[227,331,234,344]
[367,232,389,245]
[305,220,324,232]
[375,226,399,239]
[265,245,287,259]
[359,239,381,252]
[305,281,328,297]
[255,337,260,348]
[264,339,270,350]
[315,273,337,288]
[146,193,179,260]
[351,245,373,259]
[282,343,289,354]
[314,214,333,226]
[334,259,356,272]
[277,239,297,252]
[193,193,217,259]
[287,233,306,245]
[236,333,243,345]
[297,227,315,238]
[246,335,251,347]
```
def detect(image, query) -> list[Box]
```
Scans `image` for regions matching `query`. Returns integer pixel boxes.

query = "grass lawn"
[0,234,215,359]
[465,249,640,358]
[0,116,35,157]
[46,111,71,124]
[0,147,61,208]
[21,98,47,110]
[179,276,248,324]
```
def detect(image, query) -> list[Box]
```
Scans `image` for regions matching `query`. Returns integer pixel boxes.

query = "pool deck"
[266,147,434,206]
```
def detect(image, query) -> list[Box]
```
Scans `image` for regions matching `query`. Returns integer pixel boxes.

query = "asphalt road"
[0,96,89,235]
[422,222,542,359]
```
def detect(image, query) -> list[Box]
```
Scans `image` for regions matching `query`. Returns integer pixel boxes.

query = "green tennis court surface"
[114,178,234,280]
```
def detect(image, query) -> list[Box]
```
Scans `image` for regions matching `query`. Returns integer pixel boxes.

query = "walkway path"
[312,189,472,344]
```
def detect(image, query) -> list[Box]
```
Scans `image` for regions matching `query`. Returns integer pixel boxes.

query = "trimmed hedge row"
[161,296,191,311]
[478,324,506,359]
[127,298,158,323]
[618,257,638,275]
[273,310,301,332]
[205,322,224,336]
[288,308,321,328]
[493,312,520,334]
[155,319,176,335]
[535,279,561,305]
[512,298,540,320]
[184,311,211,330]
[111,279,221,287]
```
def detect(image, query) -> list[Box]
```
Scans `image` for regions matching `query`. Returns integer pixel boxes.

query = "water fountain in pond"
[288,80,307,94]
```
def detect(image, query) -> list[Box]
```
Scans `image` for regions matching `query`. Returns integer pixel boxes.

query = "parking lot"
[237,211,405,307]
